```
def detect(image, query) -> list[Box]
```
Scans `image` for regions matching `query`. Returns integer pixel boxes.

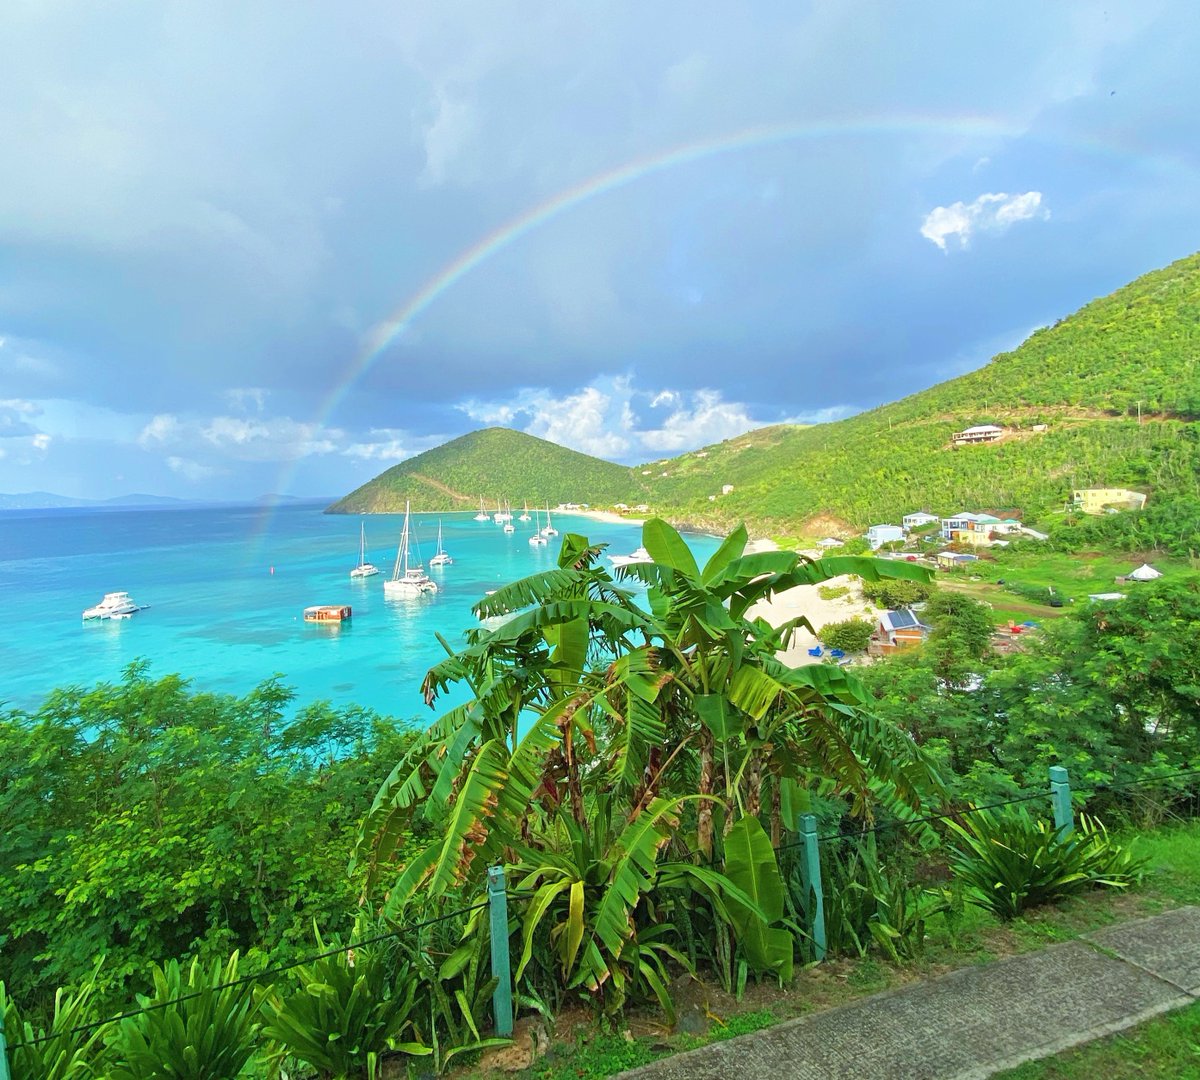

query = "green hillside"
[643,252,1200,533]
[330,252,1200,534]
[326,427,639,513]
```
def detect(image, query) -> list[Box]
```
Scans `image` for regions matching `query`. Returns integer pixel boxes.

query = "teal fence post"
[1049,765,1073,838]
[799,813,827,962]
[0,1006,11,1080]
[487,866,514,1038]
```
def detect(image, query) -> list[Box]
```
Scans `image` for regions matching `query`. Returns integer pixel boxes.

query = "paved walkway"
[617,906,1200,1080]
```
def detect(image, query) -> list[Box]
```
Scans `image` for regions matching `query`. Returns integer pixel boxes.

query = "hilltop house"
[1072,488,1148,514]
[869,609,931,656]
[866,524,904,549]
[951,424,1004,445]
[902,511,939,531]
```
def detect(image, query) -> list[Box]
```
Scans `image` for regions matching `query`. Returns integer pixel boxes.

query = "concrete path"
[617,906,1200,1080]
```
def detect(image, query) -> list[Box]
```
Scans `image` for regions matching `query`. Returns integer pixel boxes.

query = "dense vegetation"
[2,533,1196,1077]
[326,427,638,514]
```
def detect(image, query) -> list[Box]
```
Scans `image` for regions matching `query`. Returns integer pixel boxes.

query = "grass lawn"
[991,1000,1200,1079]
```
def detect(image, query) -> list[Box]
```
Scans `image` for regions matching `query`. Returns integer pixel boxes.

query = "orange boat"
[304,604,352,623]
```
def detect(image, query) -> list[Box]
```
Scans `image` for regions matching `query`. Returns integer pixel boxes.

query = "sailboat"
[518,501,531,522]
[384,502,438,596]
[540,505,559,537]
[429,520,452,567]
[350,521,381,578]
[502,500,515,533]
[528,509,548,546]
[474,496,490,522]
[494,498,511,523]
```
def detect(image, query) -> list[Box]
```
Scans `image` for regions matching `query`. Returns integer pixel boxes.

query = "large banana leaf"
[723,816,793,980]
[700,524,748,584]
[641,518,700,579]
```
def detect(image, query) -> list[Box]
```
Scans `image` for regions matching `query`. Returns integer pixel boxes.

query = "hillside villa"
[902,511,939,531]
[936,551,980,569]
[1072,487,1148,514]
[866,523,904,549]
[939,512,1024,546]
[951,424,1004,445]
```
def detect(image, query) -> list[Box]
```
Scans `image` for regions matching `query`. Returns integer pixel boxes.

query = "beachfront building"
[866,524,904,549]
[902,511,939,532]
[868,609,931,656]
[1072,488,1148,514]
[816,537,843,549]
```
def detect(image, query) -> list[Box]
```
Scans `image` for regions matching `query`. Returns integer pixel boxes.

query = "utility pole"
[1137,400,1143,424]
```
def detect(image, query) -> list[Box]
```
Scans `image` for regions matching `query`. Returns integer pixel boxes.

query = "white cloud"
[342,428,444,463]
[0,398,42,438]
[640,389,762,452]
[166,456,220,482]
[201,415,340,460]
[419,88,479,186]
[137,413,179,447]
[225,387,267,413]
[458,377,779,460]
[920,191,1049,251]
[31,433,51,451]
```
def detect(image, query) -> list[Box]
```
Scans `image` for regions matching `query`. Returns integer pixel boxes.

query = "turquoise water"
[0,503,720,720]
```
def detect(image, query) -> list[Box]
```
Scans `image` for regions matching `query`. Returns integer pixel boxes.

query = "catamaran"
[494,498,511,523]
[518,501,531,522]
[350,521,380,578]
[540,505,559,537]
[474,496,490,522]
[502,501,515,532]
[429,520,452,567]
[528,509,548,546]
[384,502,438,597]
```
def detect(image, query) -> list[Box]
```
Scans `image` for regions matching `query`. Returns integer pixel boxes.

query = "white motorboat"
[350,521,381,578]
[429,520,453,567]
[540,505,559,537]
[82,591,146,620]
[384,502,438,597]
[608,546,652,569]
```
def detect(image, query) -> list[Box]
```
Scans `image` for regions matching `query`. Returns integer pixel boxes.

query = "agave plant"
[262,921,430,1079]
[2,975,107,1080]
[947,807,1145,919]
[102,953,265,1080]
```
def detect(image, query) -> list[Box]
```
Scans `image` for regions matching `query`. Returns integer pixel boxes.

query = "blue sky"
[2,1,1198,499]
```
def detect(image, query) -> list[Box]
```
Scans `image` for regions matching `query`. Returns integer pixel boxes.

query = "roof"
[937,551,979,562]
[1127,563,1162,581]
[960,425,1003,434]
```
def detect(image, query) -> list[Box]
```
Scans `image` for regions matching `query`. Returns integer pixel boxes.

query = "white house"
[902,512,938,531]
[866,524,904,549]
[952,424,1004,445]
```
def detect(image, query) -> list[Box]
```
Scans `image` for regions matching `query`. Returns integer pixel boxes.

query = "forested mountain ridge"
[326,427,639,513]
[641,252,1200,532]
[331,252,1200,533]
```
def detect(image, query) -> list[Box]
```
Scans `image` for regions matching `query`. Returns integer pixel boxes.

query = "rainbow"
[278,110,1189,503]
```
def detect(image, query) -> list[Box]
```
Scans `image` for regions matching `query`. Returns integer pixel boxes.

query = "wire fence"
[5,764,1196,1053]
[6,899,489,1052]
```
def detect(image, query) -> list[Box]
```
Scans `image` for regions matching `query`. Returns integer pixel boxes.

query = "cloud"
[0,398,42,438]
[31,433,51,451]
[342,428,445,462]
[200,415,340,461]
[137,413,180,447]
[458,377,779,460]
[920,191,1049,251]
[639,389,762,452]
[166,456,220,482]
[225,388,268,413]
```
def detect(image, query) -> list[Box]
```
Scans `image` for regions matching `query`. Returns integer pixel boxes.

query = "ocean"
[0,503,721,721]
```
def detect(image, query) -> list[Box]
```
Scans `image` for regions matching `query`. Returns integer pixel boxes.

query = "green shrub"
[262,922,431,1078]
[818,618,875,653]
[860,578,933,609]
[817,585,850,601]
[947,809,1144,920]
[103,953,265,1079]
